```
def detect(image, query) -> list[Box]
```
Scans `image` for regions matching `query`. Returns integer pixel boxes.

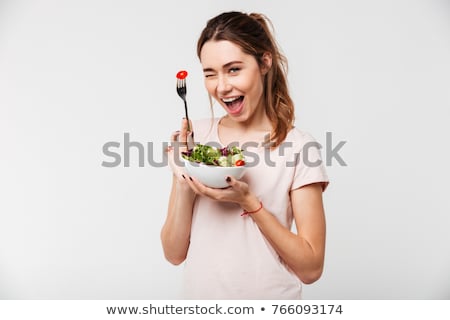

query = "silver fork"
[176,78,193,139]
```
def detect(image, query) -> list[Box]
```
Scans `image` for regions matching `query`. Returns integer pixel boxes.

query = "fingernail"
[226,176,231,182]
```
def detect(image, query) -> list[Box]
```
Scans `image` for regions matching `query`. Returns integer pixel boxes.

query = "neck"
[218,111,272,148]
[222,107,272,133]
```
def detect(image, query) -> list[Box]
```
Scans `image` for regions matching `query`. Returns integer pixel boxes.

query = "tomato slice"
[176,70,188,79]
[235,160,245,166]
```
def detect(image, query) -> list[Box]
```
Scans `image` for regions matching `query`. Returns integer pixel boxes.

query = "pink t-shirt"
[182,117,329,299]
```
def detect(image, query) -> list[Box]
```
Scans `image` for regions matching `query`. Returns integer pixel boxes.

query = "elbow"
[164,253,186,266]
[300,273,322,285]
[160,229,188,266]
[297,266,324,285]
[167,257,186,266]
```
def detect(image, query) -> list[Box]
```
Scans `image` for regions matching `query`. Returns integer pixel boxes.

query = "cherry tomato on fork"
[176,70,188,79]
[235,160,245,167]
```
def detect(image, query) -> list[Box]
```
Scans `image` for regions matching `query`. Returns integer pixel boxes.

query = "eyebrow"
[203,61,243,73]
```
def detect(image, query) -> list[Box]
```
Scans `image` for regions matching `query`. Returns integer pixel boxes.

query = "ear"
[260,52,272,75]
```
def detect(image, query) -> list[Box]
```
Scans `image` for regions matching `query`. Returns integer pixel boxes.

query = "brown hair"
[197,11,295,147]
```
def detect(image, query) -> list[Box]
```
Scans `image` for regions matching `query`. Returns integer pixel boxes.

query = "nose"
[217,74,232,94]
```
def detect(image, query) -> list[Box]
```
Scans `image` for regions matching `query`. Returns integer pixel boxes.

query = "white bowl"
[182,158,246,188]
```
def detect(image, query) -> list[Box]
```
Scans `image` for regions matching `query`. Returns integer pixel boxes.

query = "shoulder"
[287,127,329,191]
[284,127,322,151]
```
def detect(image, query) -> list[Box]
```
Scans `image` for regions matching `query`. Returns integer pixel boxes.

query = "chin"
[227,112,247,122]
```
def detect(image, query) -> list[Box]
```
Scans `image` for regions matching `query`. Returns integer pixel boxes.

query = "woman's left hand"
[185,175,259,210]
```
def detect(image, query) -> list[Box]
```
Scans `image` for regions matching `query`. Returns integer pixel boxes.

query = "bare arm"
[244,183,326,283]
[160,119,196,265]
[160,174,196,265]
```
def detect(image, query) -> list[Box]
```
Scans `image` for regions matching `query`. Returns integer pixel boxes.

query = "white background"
[1,0,449,299]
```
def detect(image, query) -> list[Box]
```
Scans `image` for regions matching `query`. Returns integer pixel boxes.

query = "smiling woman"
[161,11,329,300]
[201,40,266,119]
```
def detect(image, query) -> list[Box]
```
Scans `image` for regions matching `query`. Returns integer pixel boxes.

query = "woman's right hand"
[166,118,192,185]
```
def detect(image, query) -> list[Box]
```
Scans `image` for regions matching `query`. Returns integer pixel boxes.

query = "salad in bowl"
[181,144,246,188]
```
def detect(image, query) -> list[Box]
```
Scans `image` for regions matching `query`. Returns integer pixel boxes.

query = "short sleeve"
[291,133,329,191]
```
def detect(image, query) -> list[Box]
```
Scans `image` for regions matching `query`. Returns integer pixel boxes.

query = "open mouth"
[221,96,244,114]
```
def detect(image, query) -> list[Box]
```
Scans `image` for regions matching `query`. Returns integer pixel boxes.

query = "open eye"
[229,67,240,74]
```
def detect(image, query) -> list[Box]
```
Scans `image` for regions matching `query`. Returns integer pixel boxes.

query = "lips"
[221,96,244,115]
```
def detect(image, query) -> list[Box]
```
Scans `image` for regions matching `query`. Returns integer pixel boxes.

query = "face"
[200,40,270,123]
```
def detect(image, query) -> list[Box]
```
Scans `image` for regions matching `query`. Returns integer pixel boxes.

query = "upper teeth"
[222,97,240,103]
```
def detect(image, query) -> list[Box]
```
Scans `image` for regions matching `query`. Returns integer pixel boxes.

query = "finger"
[177,173,188,183]
[225,175,238,187]
[170,130,181,143]
[165,145,174,153]
[224,175,247,193]
[187,126,195,145]
[179,118,189,142]
[166,140,187,176]
[184,175,202,194]
[190,177,229,200]
[187,119,194,134]
[170,130,188,152]
[190,176,209,194]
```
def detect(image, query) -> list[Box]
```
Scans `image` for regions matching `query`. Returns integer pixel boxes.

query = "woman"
[162,11,329,299]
